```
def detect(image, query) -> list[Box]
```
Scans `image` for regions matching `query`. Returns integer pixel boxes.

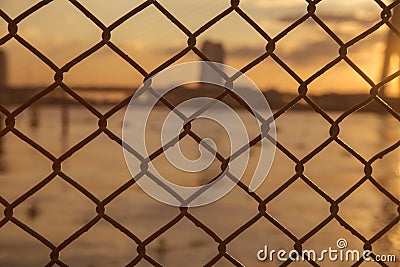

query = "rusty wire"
[0,0,400,266]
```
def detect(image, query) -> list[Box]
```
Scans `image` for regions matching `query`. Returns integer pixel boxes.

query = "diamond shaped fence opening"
[0,0,399,266]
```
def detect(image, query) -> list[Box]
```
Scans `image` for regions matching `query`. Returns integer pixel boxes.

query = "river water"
[0,106,398,266]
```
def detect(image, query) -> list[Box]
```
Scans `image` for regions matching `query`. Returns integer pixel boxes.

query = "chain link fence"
[0,0,399,266]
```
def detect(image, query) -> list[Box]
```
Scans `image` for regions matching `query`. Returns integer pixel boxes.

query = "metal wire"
[0,0,399,266]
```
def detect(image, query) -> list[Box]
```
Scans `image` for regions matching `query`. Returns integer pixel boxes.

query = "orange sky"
[1,0,399,96]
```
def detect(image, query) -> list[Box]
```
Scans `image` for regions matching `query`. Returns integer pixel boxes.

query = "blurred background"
[0,0,399,266]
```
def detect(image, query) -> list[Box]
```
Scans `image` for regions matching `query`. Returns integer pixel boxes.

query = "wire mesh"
[0,0,399,266]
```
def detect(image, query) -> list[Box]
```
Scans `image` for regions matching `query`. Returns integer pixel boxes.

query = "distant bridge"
[0,86,399,113]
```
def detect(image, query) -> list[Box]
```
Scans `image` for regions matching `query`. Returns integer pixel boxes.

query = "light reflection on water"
[0,106,398,266]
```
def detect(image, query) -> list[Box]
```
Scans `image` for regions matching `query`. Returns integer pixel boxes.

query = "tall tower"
[380,5,400,97]
[0,50,6,167]
[0,50,6,91]
[199,40,225,86]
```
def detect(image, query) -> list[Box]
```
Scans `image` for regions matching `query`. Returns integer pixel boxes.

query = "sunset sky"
[1,0,399,96]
